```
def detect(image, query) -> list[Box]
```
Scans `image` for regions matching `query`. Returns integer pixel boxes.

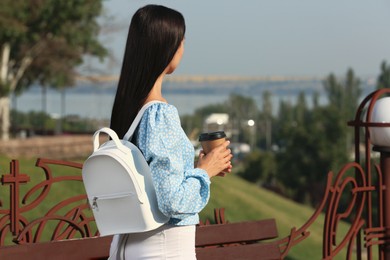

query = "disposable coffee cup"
[198,131,227,154]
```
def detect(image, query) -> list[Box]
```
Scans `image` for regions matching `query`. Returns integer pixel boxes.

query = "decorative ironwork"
[0,158,97,245]
[274,88,390,259]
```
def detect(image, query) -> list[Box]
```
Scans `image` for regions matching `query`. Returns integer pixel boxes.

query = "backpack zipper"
[91,192,135,210]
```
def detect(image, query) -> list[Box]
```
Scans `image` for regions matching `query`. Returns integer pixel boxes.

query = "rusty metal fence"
[0,158,97,245]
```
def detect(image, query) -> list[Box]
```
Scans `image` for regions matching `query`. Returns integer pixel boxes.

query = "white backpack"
[82,101,169,236]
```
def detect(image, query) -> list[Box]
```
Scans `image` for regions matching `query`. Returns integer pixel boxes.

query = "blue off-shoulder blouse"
[134,102,211,226]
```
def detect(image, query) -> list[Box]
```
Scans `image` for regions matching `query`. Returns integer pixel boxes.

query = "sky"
[92,0,390,79]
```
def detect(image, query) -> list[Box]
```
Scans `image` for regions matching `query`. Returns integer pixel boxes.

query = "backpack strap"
[123,100,164,141]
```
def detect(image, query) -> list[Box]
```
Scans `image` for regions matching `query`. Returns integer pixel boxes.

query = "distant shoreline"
[76,74,376,84]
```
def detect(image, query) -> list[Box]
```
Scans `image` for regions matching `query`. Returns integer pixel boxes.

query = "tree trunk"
[0,43,11,140]
[1,43,33,140]
[0,97,10,140]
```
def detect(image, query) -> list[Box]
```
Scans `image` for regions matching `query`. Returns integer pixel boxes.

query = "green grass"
[0,155,95,245]
[0,156,373,259]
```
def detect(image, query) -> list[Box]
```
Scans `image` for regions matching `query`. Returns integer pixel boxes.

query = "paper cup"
[198,131,227,154]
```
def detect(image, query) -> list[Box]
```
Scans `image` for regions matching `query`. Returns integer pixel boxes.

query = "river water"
[12,89,231,119]
[11,80,375,120]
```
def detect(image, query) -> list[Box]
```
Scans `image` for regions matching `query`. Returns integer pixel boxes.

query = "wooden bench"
[196,218,280,260]
[0,218,280,260]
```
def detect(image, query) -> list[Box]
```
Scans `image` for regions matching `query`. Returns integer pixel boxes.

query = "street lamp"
[247,119,255,149]
[369,97,390,147]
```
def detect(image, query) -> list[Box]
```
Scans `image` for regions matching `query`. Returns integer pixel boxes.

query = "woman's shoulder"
[141,102,180,126]
[145,102,179,117]
[137,102,181,140]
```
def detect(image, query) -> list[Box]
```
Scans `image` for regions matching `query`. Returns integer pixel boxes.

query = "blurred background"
[1,1,390,258]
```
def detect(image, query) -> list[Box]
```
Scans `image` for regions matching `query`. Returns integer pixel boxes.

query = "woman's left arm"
[138,105,211,220]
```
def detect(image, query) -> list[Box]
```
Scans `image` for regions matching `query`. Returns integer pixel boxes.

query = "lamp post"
[368,96,390,258]
[247,119,255,149]
[373,146,390,257]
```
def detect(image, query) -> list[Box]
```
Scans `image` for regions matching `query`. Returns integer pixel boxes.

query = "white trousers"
[108,224,196,260]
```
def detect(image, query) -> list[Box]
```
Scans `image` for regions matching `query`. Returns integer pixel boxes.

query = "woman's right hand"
[196,140,233,178]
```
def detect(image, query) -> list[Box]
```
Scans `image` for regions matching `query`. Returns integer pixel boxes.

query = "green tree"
[274,92,307,149]
[323,69,361,153]
[377,60,390,90]
[275,92,315,204]
[238,150,276,186]
[275,102,349,206]
[261,90,273,119]
[344,68,362,119]
[225,94,259,143]
[323,73,343,110]
[323,69,361,121]
[274,100,295,150]
[295,92,308,123]
[0,0,107,140]
[259,91,273,150]
[272,65,372,206]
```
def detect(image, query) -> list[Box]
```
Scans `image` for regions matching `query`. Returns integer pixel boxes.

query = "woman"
[109,4,232,259]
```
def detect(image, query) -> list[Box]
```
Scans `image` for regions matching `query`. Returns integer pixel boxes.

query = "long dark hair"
[110,5,185,138]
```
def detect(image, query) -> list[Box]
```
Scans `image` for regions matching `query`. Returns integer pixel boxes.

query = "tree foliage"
[11,109,97,135]
[0,0,107,94]
[0,0,107,139]
[235,69,362,206]
[377,60,390,91]
[323,69,361,120]
[238,150,276,185]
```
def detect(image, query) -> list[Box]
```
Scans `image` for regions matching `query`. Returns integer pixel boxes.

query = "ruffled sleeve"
[135,103,210,224]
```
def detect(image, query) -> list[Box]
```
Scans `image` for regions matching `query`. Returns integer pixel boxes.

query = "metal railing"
[1,88,390,259]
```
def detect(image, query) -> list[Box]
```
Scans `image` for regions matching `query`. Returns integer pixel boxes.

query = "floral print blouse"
[134,102,210,226]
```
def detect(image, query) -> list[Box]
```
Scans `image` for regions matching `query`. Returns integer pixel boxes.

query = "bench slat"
[0,219,280,259]
[196,242,281,260]
[0,236,112,260]
[195,219,278,247]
